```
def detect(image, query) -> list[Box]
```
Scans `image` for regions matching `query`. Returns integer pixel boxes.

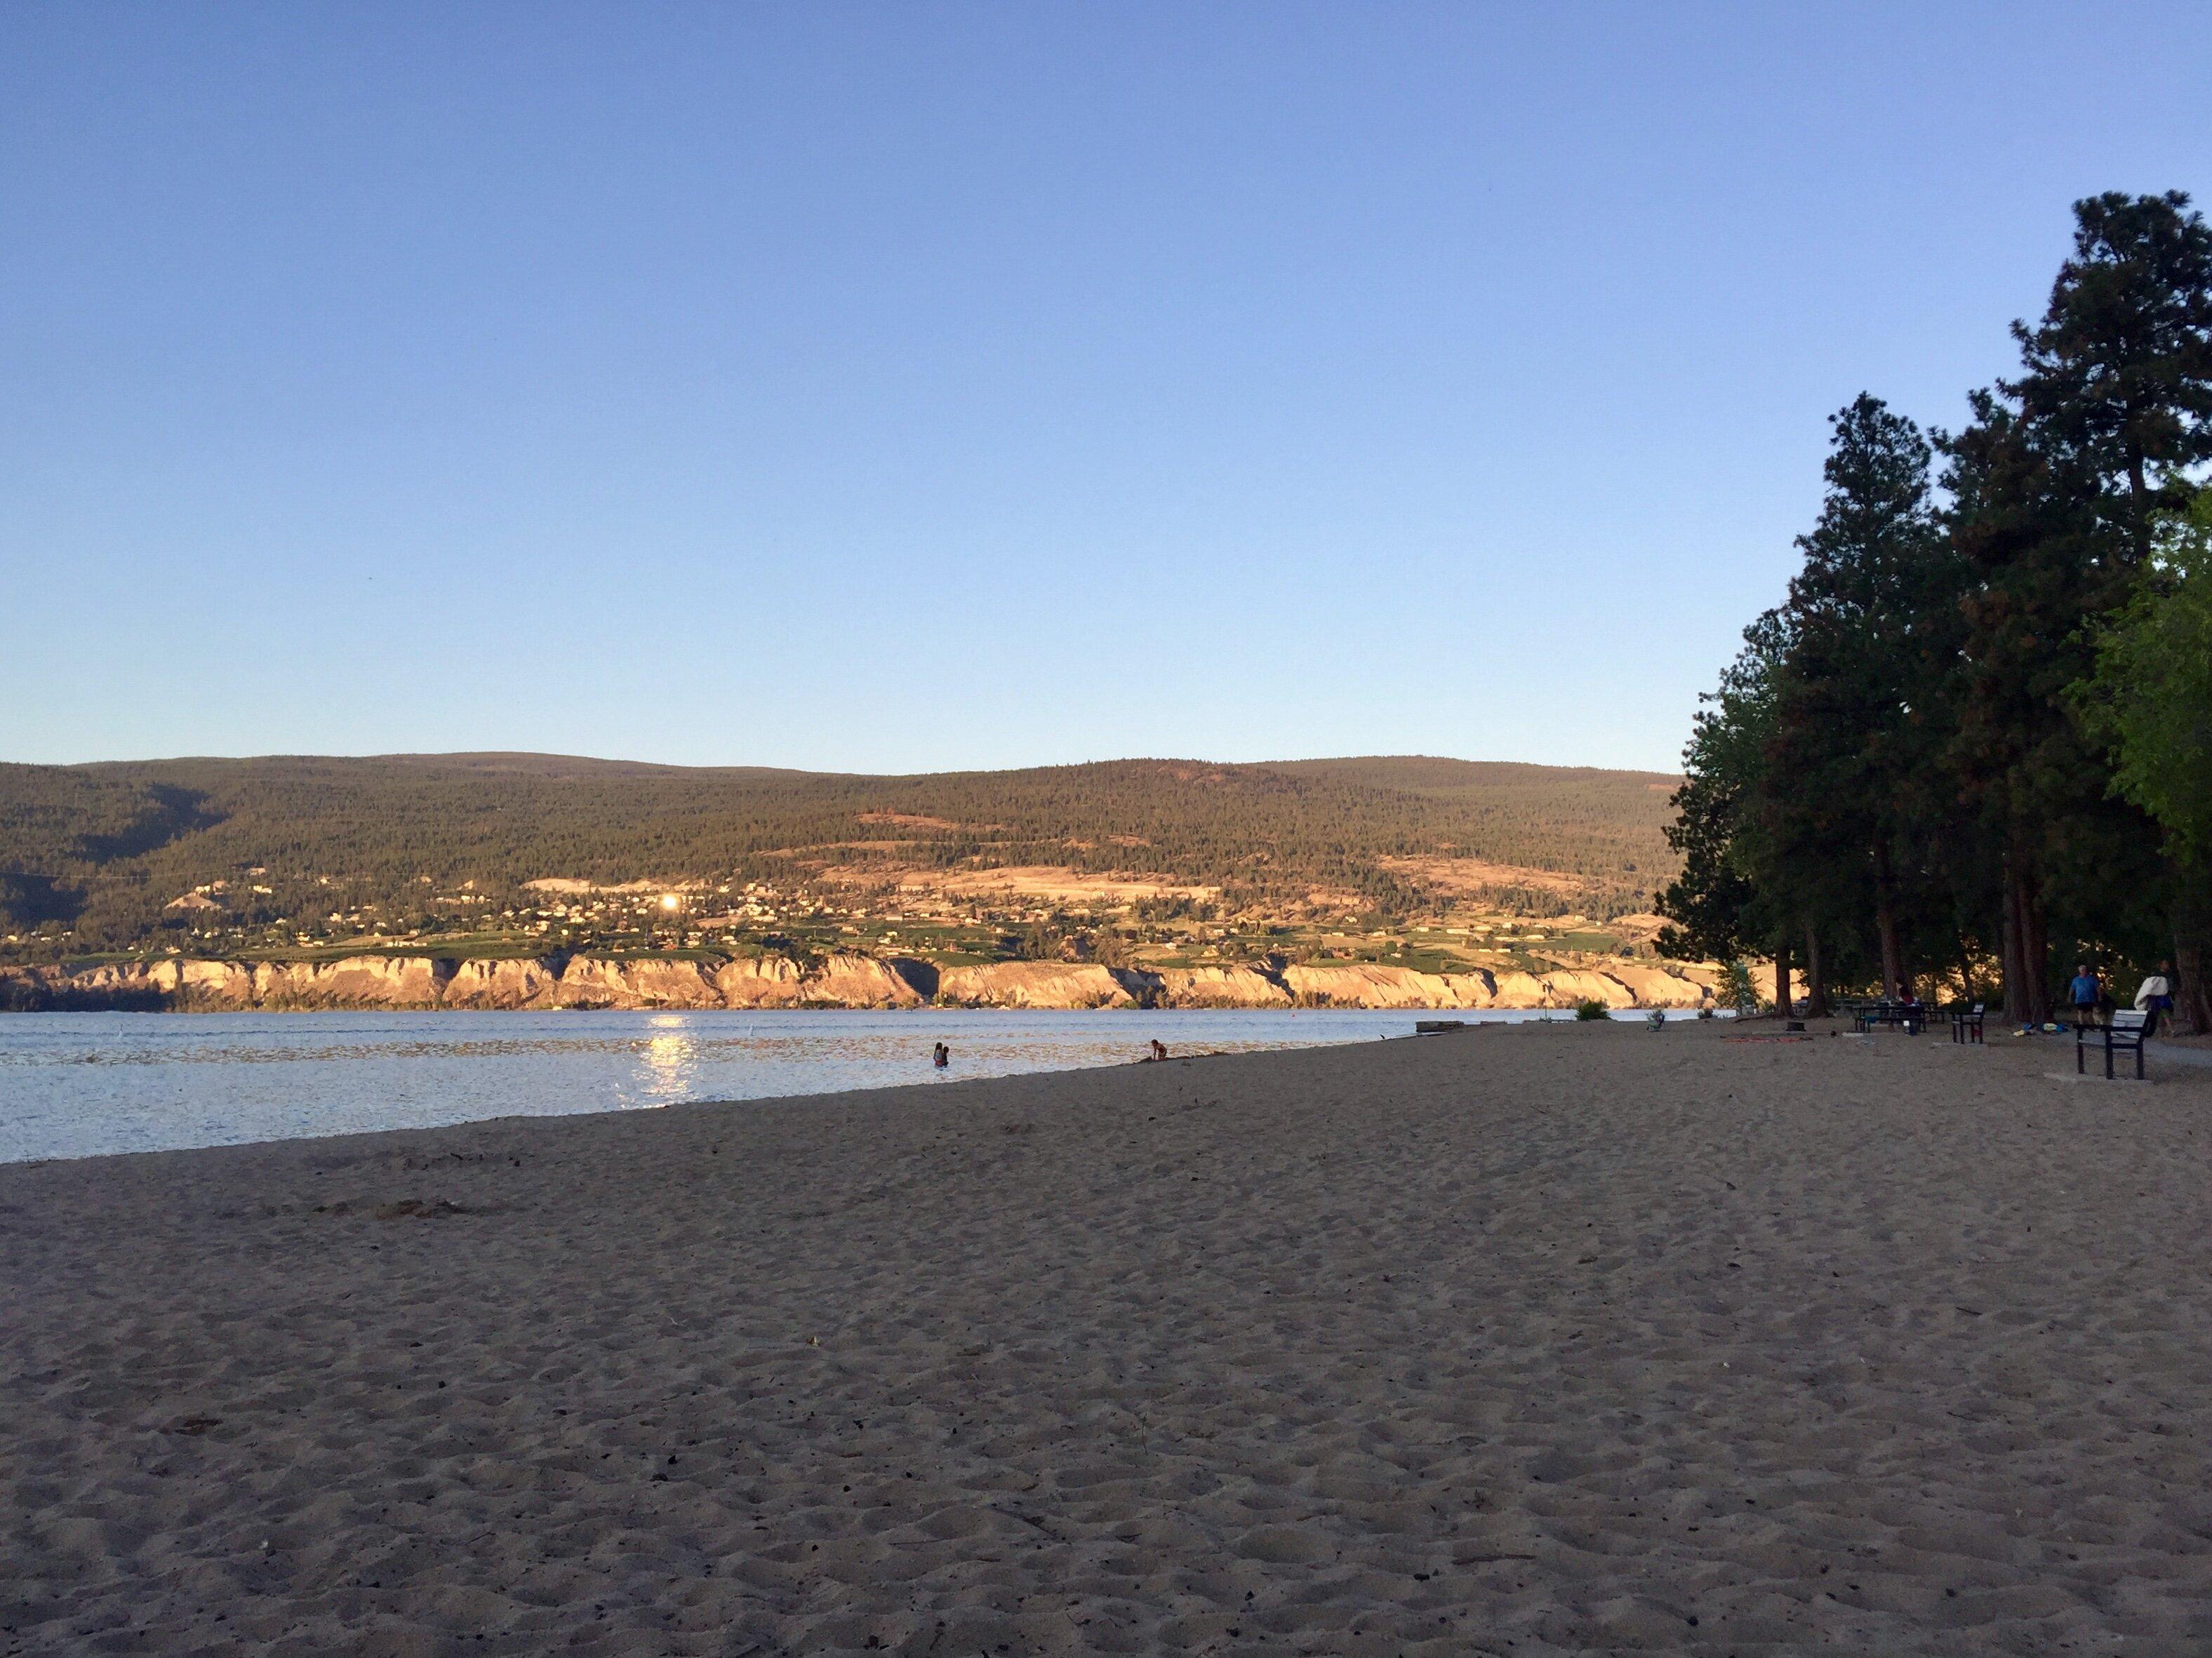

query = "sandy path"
[5,1022,2212,1654]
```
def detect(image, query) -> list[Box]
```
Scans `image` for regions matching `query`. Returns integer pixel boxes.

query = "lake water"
[0,1007,1580,1164]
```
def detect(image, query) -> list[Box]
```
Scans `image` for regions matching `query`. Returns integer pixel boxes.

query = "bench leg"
[2078,1041,2086,1075]
[2106,1041,2115,1081]
[2136,1045,2144,1081]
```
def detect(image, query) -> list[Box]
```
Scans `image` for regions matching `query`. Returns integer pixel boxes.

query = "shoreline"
[5,1006,1551,1168]
[11,1022,2210,1652]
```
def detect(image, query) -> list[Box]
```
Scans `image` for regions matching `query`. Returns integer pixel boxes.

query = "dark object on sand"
[1415,1019,1465,1034]
[2077,1008,2149,1080]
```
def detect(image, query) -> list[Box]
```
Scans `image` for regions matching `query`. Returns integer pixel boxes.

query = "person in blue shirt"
[2069,963,2103,1029]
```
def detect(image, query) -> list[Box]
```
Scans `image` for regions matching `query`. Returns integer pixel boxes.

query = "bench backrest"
[2110,1009,2149,1034]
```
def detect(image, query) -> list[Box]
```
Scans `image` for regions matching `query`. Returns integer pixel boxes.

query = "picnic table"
[1846,998,1927,1035]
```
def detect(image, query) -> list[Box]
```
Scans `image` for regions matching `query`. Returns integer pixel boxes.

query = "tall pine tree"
[1947,192,2212,1019]
[1764,394,1965,1000]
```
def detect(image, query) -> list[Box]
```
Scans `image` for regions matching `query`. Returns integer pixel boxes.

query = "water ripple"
[0,1006,1554,1163]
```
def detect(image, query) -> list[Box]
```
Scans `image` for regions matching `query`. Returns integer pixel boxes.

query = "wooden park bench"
[2077,1008,2150,1081]
[1950,1003,1986,1045]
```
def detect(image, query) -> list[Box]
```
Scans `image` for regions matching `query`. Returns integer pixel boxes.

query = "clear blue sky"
[5,4,2207,775]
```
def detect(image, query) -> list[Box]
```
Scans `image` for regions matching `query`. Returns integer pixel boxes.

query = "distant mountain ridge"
[0,753,1682,952]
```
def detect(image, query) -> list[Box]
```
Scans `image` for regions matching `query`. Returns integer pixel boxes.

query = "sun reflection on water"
[634,1015,700,1107]
[0,1008,1461,1163]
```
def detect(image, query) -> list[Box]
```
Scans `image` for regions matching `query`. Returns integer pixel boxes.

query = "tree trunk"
[2173,857,2212,1036]
[1872,843,1905,1000]
[1773,939,1793,1019]
[1803,923,1829,1018]
[2176,937,2211,1036]
[2003,856,2051,1025]
[2000,887,2023,1024]
[2128,446,2151,564]
[2023,870,2049,1024]
[2000,856,2051,1025]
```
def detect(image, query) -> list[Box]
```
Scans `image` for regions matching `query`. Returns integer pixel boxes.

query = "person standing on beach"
[2135,961,2175,1036]
[932,1042,949,1069]
[2069,963,2103,1029]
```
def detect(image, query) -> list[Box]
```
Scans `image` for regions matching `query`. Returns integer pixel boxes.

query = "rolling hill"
[0,753,1682,957]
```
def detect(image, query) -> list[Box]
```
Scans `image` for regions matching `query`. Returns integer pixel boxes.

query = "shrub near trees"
[1660,191,2212,1031]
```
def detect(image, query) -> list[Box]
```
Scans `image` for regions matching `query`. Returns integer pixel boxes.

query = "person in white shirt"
[2134,961,2175,1036]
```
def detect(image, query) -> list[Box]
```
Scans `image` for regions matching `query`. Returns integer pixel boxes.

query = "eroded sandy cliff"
[1,951,1714,1012]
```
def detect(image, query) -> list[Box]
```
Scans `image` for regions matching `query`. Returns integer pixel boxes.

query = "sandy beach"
[7,1019,2212,1655]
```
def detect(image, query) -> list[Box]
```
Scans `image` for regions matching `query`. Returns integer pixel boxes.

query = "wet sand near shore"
[6,1021,2212,1654]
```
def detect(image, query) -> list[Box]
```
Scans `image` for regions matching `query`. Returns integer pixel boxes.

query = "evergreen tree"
[1942,193,2211,1019]
[2074,490,2212,1030]
[1657,612,1797,1005]
[1764,394,1966,999]
[2008,192,2212,562]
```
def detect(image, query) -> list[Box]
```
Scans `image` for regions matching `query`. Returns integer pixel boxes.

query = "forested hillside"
[0,753,1678,956]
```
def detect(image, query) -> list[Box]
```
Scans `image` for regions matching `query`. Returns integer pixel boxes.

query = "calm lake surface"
[0,1007,1577,1164]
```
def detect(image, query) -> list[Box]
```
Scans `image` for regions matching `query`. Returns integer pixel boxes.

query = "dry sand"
[6,1021,2212,1654]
